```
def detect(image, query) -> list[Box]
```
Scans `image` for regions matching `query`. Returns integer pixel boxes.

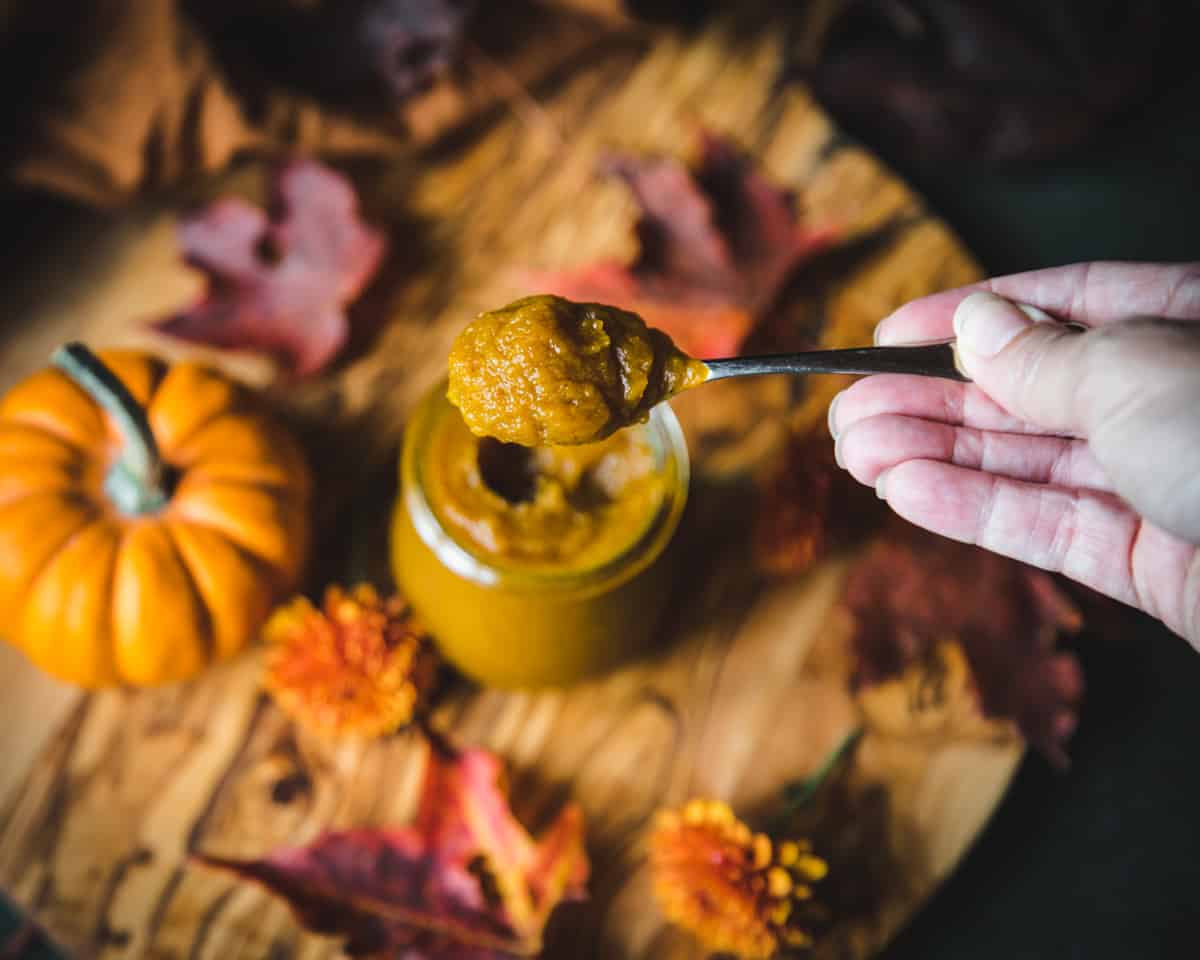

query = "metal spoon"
[701,339,969,383]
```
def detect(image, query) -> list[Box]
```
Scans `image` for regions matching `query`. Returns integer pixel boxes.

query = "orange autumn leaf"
[196,747,589,958]
[526,131,837,359]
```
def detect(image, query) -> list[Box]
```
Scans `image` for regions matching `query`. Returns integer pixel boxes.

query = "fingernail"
[873,315,898,345]
[833,432,846,469]
[953,292,1034,357]
[1016,303,1055,324]
[875,469,889,500]
[827,391,843,439]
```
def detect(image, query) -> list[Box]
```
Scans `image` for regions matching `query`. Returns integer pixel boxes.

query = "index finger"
[875,261,1200,345]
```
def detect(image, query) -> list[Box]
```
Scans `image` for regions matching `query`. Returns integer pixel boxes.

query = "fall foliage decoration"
[842,525,1084,767]
[650,798,827,958]
[0,343,311,687]
[527,131,835,359]
[264,584,438,739]
[196,746,589,958]
[854,640,1012,745]
[754,409,1086,765]
[754,422,884,576]
[155,159,388,377]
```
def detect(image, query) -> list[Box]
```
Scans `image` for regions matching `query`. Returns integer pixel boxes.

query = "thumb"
[953,290,1200,542]
[952,291,1090,435]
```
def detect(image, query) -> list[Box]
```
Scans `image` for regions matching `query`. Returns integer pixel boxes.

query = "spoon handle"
[703,340,969,382]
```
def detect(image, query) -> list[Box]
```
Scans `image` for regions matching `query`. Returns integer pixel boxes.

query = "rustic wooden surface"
[0,6,1013,958]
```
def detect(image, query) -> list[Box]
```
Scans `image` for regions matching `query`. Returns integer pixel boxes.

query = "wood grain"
[0,5,1010,959]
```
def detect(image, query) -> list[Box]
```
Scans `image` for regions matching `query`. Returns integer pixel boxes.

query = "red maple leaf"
[754,424,886,576]
[526,131,836,359]
[841,524,1085,767]
[195,747,588,958]
[155,159,388,377]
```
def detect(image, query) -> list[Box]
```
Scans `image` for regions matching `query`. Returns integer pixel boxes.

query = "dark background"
[1,5,1199,958]
[876,56,1200,960]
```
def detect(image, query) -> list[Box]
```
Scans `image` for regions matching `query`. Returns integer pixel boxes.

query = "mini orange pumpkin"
[0,344,312,687]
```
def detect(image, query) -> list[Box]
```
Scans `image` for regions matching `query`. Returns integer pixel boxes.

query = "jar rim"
[401,378,690,595]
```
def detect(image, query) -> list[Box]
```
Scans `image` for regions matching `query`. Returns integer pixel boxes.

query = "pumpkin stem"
[52,342,168,515]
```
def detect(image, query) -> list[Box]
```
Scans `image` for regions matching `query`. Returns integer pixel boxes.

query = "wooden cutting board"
[0,5,1012,958]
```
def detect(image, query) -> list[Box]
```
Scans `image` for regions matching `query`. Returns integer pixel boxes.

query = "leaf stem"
[413,710,459,760]
[776,726,865,826]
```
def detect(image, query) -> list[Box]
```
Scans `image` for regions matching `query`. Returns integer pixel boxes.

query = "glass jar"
[391,380,689,688]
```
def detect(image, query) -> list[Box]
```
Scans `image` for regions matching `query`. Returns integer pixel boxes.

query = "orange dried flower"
[650,798,827,958]
[264,584,437,738]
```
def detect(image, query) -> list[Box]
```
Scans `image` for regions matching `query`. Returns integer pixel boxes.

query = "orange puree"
[447,295,708,447]
[427,406,667,570]
[392,383,689,688]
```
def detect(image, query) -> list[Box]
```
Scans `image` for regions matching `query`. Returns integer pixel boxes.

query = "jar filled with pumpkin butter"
[391,296,692,688]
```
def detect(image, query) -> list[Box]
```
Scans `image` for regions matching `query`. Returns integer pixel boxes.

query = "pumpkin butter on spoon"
[432,296,699,570]
[448,294,971,449]
[447,294,708,447]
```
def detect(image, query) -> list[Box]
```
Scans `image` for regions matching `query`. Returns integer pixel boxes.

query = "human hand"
[829,262,1200,647]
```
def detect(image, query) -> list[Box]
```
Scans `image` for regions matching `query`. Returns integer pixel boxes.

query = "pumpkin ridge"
[0,482,71,513]
[20,518,119,685]
[165,413,310,486]
[0,419,87,457]
[149,388,245,457]
[0,367,107,450]
[165,503,291,584]
[175,472,305,501]
[159,521,218,667]
[0,448,94,511]
[171,458,309,510]
[110,523,212,684]
[166,517,280,660]
[98,351,169,405]
[165,518,276,584]
[6,500,99,646]
[0,410,93,455]
[107,525,125,682]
